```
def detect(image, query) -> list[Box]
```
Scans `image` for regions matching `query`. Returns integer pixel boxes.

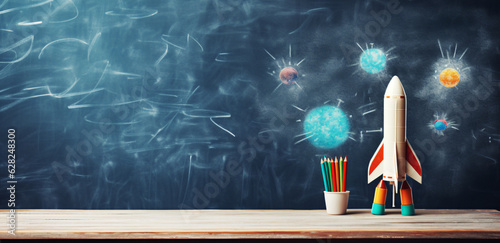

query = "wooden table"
[1,209,499,239]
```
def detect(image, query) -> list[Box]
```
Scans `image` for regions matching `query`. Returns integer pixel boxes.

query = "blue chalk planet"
[434,119,448,131]
[304,105,350,149]
[360,48,386,74]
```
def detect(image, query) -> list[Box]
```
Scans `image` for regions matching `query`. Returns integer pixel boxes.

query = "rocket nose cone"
[391,76,400,83]
[385,75,405,96]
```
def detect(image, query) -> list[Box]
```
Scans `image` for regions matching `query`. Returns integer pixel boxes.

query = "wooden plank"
[1,209,499,239]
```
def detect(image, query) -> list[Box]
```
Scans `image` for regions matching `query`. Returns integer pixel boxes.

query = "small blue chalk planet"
[434,119,448,131]
[304,105,350,149]
[360,48,386,74]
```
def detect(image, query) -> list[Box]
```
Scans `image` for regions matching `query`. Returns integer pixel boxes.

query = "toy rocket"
[368,76,422,216]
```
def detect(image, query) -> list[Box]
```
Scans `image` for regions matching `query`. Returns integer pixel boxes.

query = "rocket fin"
[406,141,422,184]
[368,139,384,184]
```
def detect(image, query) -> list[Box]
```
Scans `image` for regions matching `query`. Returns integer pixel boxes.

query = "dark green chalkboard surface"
[0,0,499,210]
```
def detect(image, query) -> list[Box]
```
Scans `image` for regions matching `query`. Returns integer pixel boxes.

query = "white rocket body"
[368,76,422,192]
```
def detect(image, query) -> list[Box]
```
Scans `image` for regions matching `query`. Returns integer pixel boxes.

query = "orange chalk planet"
[439,68,460,88]
[279,67,298,85]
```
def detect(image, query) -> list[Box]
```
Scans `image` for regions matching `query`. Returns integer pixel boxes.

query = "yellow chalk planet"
[439,68,460,88]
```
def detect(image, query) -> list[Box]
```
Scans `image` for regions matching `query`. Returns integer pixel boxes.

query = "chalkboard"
[1,0,499,210]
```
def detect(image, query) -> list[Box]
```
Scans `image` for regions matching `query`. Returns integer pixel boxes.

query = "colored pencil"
[325,158,330,191]
[324,158,332,192]
[320,159,328,191]
[330,158,337,192]
[340,156,344,192]
[334,157,340,192]
[326,159,331,191]
[343,156,347,192]
[325,159,332,192]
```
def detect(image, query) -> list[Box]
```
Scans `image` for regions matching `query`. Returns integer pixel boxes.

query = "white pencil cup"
[324,191,350,215]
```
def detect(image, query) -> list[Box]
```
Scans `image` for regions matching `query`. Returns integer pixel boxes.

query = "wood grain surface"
[1,209,499,239]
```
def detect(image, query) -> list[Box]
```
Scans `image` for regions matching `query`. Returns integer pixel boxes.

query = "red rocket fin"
[406,141,422,184]
[368,139,384,184]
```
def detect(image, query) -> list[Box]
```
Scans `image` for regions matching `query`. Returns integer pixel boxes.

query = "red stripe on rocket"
[368,76,422,189]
